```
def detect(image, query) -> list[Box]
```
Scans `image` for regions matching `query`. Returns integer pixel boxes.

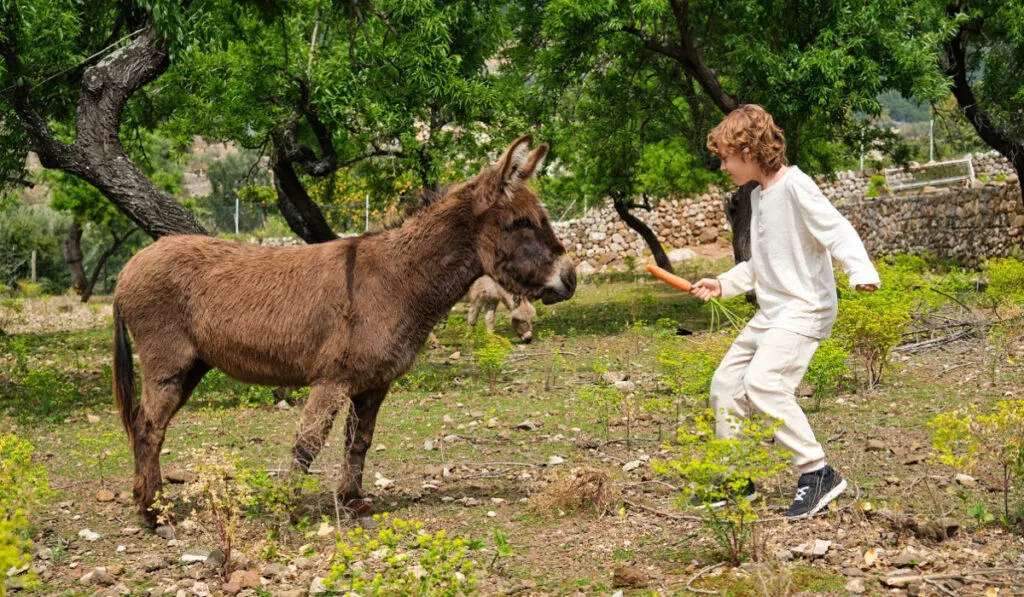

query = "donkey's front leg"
[291,383,345,474]
[339,385,390,516]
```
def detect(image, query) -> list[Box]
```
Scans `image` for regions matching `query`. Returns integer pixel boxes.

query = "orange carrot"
[645,263,693,292]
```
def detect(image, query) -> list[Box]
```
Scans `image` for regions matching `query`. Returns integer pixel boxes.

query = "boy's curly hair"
[706,104,788,174]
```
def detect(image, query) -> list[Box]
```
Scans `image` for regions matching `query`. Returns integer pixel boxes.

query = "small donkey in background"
[113,136,576,525]
[467,276,536,343]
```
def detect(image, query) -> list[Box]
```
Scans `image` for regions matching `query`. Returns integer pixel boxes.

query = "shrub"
[803,339,851,412]
[929,400,1024,524]
[0,434,50,596]
[327,513,481,596]
[653,412,789,565]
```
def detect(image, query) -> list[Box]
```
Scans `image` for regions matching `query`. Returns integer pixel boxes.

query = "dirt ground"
[2,252,1023,596]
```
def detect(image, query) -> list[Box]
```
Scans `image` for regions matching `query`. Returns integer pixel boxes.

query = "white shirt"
[717,166,880,340]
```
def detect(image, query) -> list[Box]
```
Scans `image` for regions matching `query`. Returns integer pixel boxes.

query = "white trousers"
[710,326,825,474]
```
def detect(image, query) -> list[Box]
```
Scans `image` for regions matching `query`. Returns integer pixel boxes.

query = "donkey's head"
[470,135,576,305]
[510,295,537,343]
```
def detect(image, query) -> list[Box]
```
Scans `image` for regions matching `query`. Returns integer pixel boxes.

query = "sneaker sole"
[786,479,847,520]
[694,491,759,511]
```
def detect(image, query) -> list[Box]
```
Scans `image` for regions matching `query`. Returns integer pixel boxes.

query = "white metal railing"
[884,156,975,192]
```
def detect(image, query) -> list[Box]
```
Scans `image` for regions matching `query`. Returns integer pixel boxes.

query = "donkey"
[113,136,576,525]
[467,276,536,343]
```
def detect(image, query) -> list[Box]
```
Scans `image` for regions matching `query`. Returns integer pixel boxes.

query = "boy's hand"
[691,278,722,302]
[854,284,878,292]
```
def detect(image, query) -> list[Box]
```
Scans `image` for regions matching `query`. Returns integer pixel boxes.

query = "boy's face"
[719,150,760,186]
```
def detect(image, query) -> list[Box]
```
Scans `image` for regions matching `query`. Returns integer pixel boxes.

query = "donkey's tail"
[113,301,137,445]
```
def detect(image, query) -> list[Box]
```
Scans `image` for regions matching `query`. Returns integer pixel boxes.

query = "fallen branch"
[923,577,959,597]
[623,499,702,522]
[686,562,724,595]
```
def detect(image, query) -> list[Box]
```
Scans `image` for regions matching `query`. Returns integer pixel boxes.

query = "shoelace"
[793,486,809,503]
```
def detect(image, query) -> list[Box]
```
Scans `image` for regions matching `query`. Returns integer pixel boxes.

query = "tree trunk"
[724,181,757,304]
[724,181,756,264]
[270,158,338,244]
[611,197,674,273]
[81,228,139,303]
[1,15,206,239]
[942,15,1024,202]
[62,221,89,294]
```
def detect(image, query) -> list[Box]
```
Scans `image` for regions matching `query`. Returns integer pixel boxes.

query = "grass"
[1,265,1022,594]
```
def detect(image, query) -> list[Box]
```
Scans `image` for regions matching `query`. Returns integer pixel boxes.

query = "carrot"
[645,263,693,292]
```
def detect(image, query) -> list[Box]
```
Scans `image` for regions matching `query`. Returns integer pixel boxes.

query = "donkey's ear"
[497,135,534,184]
[518,144,549,180]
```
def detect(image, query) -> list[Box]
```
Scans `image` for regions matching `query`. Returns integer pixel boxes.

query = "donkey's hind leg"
[467,299,481,328]
[133,360,206,526]
[291,382,345,474]
[339,385,390,516]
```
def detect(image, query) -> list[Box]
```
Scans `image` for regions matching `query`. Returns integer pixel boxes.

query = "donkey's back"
[115,235,357,387]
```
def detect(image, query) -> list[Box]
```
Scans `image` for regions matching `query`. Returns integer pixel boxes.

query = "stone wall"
[840,182,1023,267]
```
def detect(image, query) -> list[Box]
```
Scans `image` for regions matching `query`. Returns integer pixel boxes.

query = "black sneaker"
[785,465,847,520]
[691,479,758,510]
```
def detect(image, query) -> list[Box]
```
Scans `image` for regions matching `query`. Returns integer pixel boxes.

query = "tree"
[161,0,520,243]
[930,1,1024,198]
[48,172,145,302]
[2,1,524,244]
[515,0,950,268]
[0,2,205,238]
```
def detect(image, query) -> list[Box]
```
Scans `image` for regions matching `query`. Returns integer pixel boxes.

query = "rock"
[516,420,537,431]
[165,469,194,484]
[262,563,289,578]
[614,380,635,393]
[309,577,328,594]
[667,248,697,262]
[547,455,565,466]
[794,540,831,559]
[181,549,211,564]
[486,418,499,428]
[121,527,141,536]
[865,439,886,452]
[204,549,226,569]
[78,529,102,542]
[424,464,444,478]
[191,581,211,597]
[87,414,102,424]
[893,547,925,568]
[221,583,241,596]
[622,460,642,473]
[423,440,434,451]
[601,371,628,384]
[277,591,303,597]
[844,578,866,594]
[276,400,291,410]
[141,556,169,572]
[80,567,115,586]
[775,550,794,562]
[448,352,461,361]
[955,473,977,488]
[612,565,648,588]
[96,489,116,502]
[442,414,454,425]
[228,569,261,589]
[373,473,395,490]
[107,565,124,577]
[155,525,175,540]
[576,261,597,276]
[316,522,334,538]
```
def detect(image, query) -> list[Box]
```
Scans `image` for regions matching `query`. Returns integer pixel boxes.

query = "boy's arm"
[717,260,755,300]
[792,175,881,288]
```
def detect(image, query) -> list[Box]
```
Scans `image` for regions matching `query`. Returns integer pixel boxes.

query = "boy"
[691,104,880,519]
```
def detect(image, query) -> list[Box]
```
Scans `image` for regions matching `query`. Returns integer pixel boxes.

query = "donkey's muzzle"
[540,259,576,305]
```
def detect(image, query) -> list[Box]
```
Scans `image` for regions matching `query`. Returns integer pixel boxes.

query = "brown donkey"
[113,136,576,525]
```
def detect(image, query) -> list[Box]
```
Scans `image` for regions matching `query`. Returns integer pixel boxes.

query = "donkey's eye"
[508,217,534,231]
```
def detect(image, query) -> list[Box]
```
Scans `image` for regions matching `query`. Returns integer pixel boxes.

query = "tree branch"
[942,12,1024,169]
